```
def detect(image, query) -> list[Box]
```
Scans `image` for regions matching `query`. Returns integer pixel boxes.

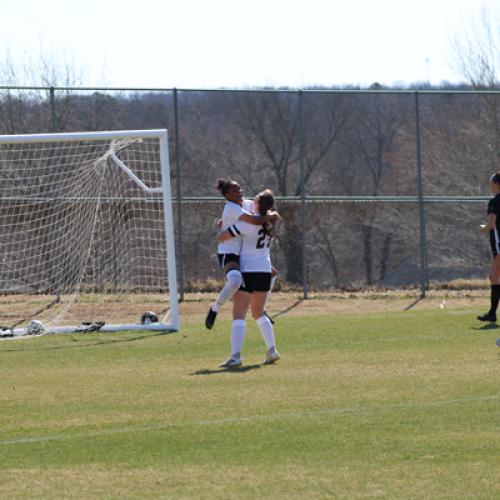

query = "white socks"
[212,269,242,313]
[256,315,276,352]
[230,319,246,359]
[229,317,277,361]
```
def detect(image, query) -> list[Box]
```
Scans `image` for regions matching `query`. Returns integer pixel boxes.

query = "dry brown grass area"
[0,288,490,328]
[181,288,490,324]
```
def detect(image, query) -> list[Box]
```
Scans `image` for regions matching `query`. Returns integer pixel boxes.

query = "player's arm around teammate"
[478,173,500,322]
[216,190,280,368]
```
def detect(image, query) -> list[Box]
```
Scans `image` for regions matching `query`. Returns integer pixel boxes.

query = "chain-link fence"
[1,85,499,299]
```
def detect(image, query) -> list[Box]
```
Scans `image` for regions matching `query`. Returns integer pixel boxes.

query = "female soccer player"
[216,189,280,367]
[478,173,500,322]
[205,179,279,329]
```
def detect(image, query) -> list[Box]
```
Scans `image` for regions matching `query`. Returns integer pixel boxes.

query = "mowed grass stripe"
[1,393,499,447]
[0,308,499,498]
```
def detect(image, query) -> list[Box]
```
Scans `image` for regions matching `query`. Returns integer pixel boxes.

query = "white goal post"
[0,129,179,337]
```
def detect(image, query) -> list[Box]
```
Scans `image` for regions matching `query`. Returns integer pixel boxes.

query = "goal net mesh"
[0,132,177,335]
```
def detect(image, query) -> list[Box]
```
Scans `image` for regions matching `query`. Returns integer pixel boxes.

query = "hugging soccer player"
[205,179,279,330]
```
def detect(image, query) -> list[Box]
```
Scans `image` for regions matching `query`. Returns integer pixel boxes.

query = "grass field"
[1,295,499,498]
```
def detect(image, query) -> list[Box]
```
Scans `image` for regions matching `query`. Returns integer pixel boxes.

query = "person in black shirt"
[478,173,500,322]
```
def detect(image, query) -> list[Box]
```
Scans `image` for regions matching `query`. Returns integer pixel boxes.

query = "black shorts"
[218,253,240,271]
[239,272,272,293]
[490,232,500,257]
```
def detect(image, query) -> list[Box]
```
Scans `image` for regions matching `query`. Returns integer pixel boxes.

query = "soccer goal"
[0,129,179,337]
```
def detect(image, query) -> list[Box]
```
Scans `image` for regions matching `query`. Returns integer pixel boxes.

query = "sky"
[2,0,499,89]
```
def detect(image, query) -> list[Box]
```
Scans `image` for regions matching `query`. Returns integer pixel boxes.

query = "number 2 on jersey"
[256,228,271,249]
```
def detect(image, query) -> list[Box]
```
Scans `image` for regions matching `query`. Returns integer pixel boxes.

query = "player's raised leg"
[206,256,242,329]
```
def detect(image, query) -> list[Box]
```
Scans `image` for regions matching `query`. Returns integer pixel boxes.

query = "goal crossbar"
[0,129,168,144]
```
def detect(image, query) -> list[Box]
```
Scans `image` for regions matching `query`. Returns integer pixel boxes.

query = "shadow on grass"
[403,295,425,311]
[271,299,304,320]
[191,363,262,375]
[470,323,500,331]
[0,330,177,352]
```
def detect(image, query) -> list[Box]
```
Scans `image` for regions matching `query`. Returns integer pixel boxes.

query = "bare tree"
[449,8,500,171]
[449,8,500,88]
[0,43,85,133]
[317,94,415,287]
[0,41,85,87]
[231,92,350,283]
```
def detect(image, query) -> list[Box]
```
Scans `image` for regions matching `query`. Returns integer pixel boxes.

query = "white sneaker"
[263,350,280,365]
[219,357,242,368]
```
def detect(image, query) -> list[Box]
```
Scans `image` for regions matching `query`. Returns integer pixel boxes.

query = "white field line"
[1,395,499,447]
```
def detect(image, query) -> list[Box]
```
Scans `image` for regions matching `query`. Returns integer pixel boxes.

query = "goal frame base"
[4,322,177,338]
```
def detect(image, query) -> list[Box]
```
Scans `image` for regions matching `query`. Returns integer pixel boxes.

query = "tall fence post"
[173,88,185,302]
[298,90,308,299]
[415,91,429,296]
[48,87,61,301]
[49,87,56,131]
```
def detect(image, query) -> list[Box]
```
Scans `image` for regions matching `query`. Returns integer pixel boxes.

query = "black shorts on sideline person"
[490,231,500,257]
[239,272,272,293]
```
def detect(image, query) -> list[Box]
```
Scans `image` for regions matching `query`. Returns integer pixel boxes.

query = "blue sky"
[2,0,499,88]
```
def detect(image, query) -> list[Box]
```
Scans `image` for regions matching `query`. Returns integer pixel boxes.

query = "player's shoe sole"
[477,313,497,322]
[219,357,242,368]
[205,308,217,329]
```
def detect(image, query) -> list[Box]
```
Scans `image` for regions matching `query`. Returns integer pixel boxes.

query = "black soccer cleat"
[477,312,497,323]
[264,310,275,325]
[205,307,217,329]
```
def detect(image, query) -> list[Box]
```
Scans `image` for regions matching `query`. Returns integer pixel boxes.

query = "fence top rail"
[0,129,168,144]
[0,195,490,203]
[176,195,492,203]
[1,85,500,95]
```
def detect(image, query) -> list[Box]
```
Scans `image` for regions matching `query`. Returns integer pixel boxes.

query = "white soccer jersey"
[229,220,272,272]
[242,199,254,212]
[217,199,254,254]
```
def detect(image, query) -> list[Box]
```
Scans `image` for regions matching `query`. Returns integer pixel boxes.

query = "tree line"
[0,85,499,291]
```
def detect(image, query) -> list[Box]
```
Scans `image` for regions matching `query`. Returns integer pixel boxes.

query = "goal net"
[0,129,179,338]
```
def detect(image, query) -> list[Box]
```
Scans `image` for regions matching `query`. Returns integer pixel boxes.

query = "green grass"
[0,308,499,498]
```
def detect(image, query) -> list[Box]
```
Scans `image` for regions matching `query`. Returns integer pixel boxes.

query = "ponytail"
[216,178,239,197]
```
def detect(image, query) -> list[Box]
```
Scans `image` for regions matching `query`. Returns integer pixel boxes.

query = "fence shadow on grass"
[403,295,426,311]
[270,298,304,320]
